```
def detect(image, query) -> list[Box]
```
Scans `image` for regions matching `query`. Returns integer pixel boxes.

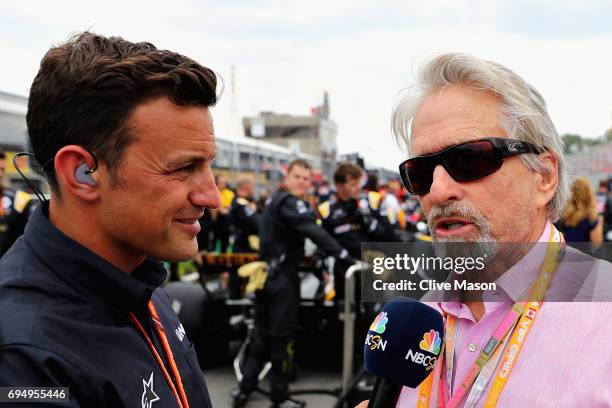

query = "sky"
[1,0,611,171]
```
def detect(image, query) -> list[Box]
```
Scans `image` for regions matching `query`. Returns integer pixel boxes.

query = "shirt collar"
[24,202,168,313]
[493,221,552,302]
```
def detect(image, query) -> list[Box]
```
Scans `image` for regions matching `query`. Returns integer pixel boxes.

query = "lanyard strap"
[444,315,457,398]
[417,313,518,408]
[442,304,523,408]
[129,300,190,408]
[483,228,564,407]
[482,301,540,407]
[463,319,512,408]
[417,226,565,408]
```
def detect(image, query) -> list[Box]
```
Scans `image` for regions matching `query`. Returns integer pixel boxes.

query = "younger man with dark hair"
[0,32,220,407]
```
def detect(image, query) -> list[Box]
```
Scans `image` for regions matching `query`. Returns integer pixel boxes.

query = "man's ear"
[54,145,100,202]
[534,151,558,210]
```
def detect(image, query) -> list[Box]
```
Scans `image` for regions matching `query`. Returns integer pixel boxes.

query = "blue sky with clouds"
[1,0,611,170]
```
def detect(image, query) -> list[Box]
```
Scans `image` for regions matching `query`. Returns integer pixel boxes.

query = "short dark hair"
[287,158,311,173]
[27,32,218,191]
[365,172,378,191]
[334,162,362,184]
[0,151,5,160]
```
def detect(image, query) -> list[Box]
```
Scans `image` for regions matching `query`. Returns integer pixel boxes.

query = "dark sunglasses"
[399,138,542,195]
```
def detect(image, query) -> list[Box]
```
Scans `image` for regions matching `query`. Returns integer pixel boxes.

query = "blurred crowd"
[193,169,612,261]
[194,166,428,259]
[1,154,610,262]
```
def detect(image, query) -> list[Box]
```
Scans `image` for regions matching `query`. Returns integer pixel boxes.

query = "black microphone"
[364,297,444,408]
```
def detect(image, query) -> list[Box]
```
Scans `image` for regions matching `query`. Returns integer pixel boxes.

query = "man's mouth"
[434,217,475,237]
[173,212,204,235]
[175,218,199,225]
[445,222,465,230]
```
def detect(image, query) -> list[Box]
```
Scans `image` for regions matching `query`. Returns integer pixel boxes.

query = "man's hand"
[355,400,369,408]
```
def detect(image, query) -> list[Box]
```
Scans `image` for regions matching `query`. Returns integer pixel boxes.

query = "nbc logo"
[419,330,441,355]
[405,329,441,370]
[369,312,388,334]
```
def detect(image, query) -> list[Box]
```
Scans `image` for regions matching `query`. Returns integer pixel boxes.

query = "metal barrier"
[230,261,365,399]
[341,262,365,393]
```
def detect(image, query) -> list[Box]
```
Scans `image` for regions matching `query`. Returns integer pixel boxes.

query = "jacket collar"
[24,202,167,313]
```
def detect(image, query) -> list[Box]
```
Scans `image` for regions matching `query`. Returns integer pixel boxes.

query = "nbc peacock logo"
[419,329,441,355]
[369,312,388,334]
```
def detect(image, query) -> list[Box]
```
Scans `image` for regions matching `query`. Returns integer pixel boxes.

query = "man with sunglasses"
[372,53,612,407]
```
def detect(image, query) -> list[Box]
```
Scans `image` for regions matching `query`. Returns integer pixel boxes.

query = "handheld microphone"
[364,297,444,408]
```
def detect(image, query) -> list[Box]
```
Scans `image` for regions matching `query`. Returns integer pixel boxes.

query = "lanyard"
[417,226,565,408]
[129,300,190,408]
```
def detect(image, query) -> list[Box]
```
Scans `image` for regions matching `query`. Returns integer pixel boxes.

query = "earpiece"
[75,163,96,186]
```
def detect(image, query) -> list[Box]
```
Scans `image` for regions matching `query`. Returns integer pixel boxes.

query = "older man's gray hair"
[392,53,569,222]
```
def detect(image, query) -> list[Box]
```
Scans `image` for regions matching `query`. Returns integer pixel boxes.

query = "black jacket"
[260,190,350,272]
[229,195,261,253]
[318,193,399,258]
[0,203,213,407]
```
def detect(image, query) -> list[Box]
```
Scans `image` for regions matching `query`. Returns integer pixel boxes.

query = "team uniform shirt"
[229,195,261,253]
[318,191,399,259]
[0,188,34,255]
[256,190,351,336]
[0,203,213,408]
[397,222,612,407]
[380,191,401,225]
[260,190,350,269]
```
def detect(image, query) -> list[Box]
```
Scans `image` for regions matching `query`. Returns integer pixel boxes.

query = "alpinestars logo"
[175,323,186,342]
[141,372,160,408]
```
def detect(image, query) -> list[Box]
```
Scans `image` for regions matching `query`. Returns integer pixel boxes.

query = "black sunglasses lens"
[401,157,434,194]
[444,140,501,181]
[400,140,505,195]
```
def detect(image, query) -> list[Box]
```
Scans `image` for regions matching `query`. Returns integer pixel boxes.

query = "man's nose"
[424,165,463,206]
[189,172,221,209]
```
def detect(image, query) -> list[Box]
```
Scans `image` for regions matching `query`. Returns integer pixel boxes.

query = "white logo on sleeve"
[141,372,160,408]
[296,200,308,214]
[171,299,182,315]
[175,323,186,342]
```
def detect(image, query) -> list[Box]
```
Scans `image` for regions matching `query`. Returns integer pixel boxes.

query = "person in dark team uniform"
[233,159,352,408]
[225,176,261,298]
[0,32,220,407]
[213,174,234,252]
[318,162,399,298]
[229,175,261,253]
[0,151,36,256]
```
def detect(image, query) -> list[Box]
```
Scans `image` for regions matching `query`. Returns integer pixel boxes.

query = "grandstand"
[566,141,612,185]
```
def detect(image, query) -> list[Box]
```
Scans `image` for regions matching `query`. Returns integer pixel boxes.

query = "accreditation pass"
[0,387,69,403]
